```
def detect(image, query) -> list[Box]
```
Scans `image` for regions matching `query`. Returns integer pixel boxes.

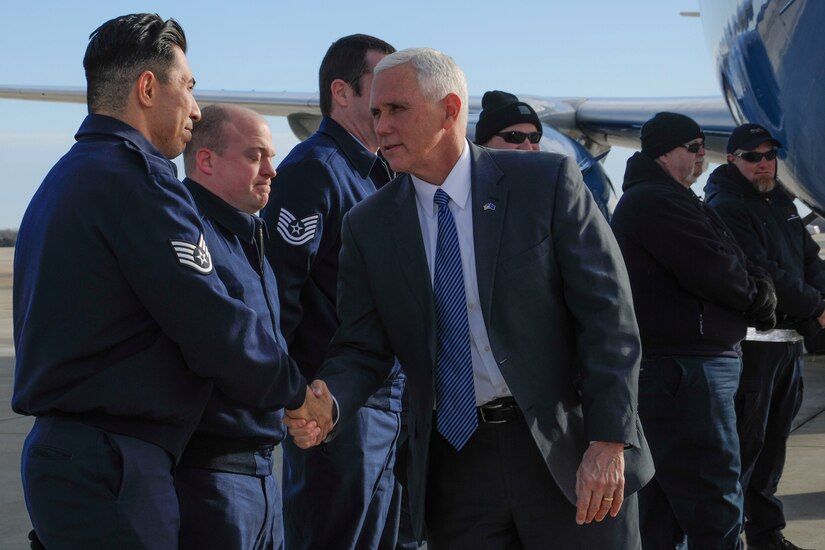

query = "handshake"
[284,380,335,449]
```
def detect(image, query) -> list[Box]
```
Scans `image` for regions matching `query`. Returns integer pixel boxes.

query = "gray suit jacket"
[320,143,653,539]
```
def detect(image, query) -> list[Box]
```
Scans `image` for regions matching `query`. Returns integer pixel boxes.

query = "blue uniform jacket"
[179,179,302,471]
[262,117,403,411]
[12,115,306,460]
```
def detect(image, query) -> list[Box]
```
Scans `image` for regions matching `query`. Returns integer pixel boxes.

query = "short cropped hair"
[374,48,468,126]
[183,104,234,175]
[318,34,395,117]
[84,13,187,114]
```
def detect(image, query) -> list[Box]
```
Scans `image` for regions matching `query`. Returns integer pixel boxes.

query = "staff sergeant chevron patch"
[169,234,213,274]
[276,208,320,246]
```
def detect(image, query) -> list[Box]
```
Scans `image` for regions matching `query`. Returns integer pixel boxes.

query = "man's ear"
[442,93,462,129]
[135,70,157,108]
[330,79,350,109]
[196,148,214,175]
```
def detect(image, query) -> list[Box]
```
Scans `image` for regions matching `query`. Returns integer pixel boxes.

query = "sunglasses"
[680,142,705,154]
[733,150,778,163]
[495,131,542,144]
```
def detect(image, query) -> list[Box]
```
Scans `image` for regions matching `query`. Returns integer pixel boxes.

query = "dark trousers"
[738,340,804,546]
[177,447,282,550]
[425,414,640,549]
[22,416,179,549]
[282,406,400,550]
[637,356,743,550]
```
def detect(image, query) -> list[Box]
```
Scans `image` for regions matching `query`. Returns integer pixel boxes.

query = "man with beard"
[704,123,824,550]
[611,112,777,550]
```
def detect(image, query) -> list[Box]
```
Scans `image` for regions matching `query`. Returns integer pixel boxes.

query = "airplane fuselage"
[702,0,825,213]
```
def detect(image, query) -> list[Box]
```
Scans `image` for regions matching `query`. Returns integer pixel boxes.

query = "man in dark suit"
[286,47,653,549]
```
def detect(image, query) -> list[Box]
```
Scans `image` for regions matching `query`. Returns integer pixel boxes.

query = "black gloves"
[746,275,777,331]
[793,300,825,338]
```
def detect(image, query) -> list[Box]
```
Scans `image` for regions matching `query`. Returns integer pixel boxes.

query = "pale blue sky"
[0,0,716,228]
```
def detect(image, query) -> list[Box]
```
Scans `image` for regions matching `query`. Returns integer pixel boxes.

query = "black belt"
[477,397,522,424]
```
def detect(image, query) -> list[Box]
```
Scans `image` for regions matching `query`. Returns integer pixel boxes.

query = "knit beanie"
[474,90,541,145]
[640,112,703,159]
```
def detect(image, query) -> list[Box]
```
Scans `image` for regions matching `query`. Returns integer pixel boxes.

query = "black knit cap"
[474,90,542,145]
[726,123,783,153]
[640,112,704,159]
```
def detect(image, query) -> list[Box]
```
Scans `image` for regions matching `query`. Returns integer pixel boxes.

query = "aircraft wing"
[0,85,734,159]
[523,95,736,163]
[0,85,325,141]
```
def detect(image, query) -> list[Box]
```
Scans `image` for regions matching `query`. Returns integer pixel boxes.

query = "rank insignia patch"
[277,208,320,246]
[170,233,213,274]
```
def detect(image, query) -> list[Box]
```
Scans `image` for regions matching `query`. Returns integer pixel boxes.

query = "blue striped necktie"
[433,188,478,451]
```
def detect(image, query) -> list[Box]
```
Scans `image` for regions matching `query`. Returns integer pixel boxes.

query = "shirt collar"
[183,177,265,242]
[411,140,471,217]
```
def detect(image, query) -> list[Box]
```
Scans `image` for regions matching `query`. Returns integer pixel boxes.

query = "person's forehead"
[169,47,193,77]
[222,114,270,143]
[372,65,419,100]
[499,122,540,133]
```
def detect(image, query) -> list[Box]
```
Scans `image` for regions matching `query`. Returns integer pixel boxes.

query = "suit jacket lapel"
[469,144,507,326]
[389,175,437,327]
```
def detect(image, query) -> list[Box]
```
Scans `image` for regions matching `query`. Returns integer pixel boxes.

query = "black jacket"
[704,164,825,331]
[611,152,759,357]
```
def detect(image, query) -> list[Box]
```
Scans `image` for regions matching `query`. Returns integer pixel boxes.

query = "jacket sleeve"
[803,227,825,298]
[551,157,642,447]
[262,159,337,343]
[113,163,306,410]
[712,198,824,319]
[317,213,397,424]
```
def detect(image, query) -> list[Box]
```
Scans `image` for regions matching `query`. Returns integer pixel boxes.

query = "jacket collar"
[183,177,265,243]
[711,163,765,198]
[622,151,695,198]
[318,116,382,180]
[75,114,178,176]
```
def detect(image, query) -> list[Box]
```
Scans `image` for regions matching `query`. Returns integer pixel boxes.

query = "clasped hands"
[284,380,334,448]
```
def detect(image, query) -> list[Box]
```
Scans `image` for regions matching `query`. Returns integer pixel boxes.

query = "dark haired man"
[13,15,315,548]
[611,112,777,549]
[261,33,405,550]
[705,124,823,550]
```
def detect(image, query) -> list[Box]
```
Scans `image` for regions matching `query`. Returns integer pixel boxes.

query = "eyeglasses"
[681,142,705,154]
[733,150,778,163]
[495,131,542,144]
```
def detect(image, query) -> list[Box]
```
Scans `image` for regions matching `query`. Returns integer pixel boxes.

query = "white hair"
[374,47,468,125]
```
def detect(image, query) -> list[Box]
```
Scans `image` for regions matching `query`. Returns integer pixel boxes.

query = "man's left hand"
[574,441,625,525]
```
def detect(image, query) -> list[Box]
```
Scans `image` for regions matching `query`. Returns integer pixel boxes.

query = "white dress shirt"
[410,141,511,406]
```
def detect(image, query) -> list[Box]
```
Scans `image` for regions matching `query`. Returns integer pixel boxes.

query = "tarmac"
[0,244,823,548]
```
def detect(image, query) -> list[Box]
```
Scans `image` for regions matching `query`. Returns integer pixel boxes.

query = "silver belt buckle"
[479,402,508,424]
